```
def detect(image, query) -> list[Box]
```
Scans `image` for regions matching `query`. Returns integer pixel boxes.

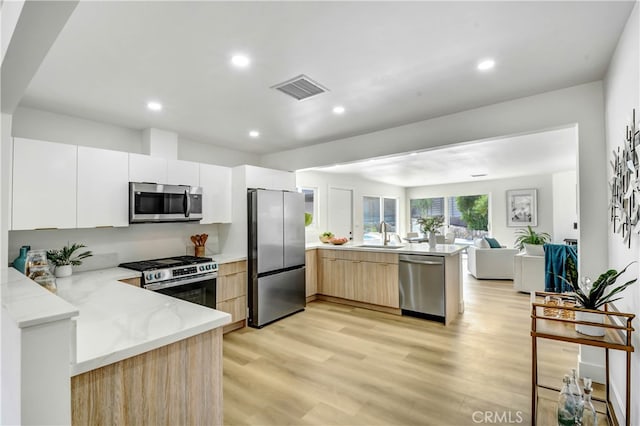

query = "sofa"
[513,252,545,293]
[467,244,520,280]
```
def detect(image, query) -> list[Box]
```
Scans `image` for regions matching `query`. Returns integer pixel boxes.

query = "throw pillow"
[484,237,502,249]
[474,238,490,248]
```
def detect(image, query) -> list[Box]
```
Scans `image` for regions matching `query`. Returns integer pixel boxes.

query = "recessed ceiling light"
[231,54,250,68]
[409,152,418,156]
[332,106,345,114]
[477,59,495,71]
[249,130,260,138]
[147,101,163,111]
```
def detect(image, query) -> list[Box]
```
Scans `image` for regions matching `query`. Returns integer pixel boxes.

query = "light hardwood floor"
[222,271,581,426]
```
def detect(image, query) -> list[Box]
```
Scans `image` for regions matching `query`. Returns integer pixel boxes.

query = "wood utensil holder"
[195,246,205,257]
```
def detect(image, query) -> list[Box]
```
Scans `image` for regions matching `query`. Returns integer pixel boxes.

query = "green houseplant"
[513,225,550,253]
[561,262,636,336]
[46,243,92,278]
[416,216,444,248]
[416,216,444,234]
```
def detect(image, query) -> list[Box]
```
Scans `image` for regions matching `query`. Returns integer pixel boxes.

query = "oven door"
[146,275,216,309]
[130,182,203,223]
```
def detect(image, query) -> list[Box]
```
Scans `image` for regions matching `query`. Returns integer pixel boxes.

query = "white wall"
[552,170,578,243]
[604,3,639,423]
[264,82,608,284]
[12,107,142,153]
[12,106,260,167]
[296,171,406,243]
[8,223,221,269]
[406,173,557,248]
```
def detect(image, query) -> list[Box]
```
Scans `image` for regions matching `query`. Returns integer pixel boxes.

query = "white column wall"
[603,3,640,423]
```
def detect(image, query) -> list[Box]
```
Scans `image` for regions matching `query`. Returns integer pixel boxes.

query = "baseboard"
[222,320,245,334]
[315,295,402,315]
[305,295,317,304]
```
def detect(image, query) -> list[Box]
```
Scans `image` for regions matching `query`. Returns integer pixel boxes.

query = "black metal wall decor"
[610,108,640,248]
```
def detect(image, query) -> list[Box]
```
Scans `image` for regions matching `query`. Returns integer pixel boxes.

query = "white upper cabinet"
[12,138,77,230]
[167,160,200,187]
[128,153,167,184]
[77,146,129,228]
[244,165,296,191]
[200,163,232,223]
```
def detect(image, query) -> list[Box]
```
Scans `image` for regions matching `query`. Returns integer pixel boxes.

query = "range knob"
[199,265,205,272]
[205,264,211,270]
[155,272,162,280]
[146,273,154,281]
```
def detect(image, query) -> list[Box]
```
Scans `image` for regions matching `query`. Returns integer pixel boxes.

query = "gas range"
[119,255,218,288]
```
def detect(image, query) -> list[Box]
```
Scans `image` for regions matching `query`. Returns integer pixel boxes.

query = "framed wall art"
[507,188,537,227]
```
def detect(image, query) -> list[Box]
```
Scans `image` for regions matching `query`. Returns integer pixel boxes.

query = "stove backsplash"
[8,223,220,271]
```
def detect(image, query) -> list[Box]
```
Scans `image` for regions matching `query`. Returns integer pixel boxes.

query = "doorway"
[328,187,353,240]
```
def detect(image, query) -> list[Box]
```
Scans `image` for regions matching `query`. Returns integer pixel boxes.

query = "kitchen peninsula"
[306,242,466,325]
[1,267,230,425]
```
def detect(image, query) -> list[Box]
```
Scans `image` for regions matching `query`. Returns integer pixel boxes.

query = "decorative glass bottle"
[581,378,598,426]
[558,375,578,426]
[12,245,31,274]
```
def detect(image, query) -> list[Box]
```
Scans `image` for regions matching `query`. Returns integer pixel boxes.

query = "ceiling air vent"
[271,75,329,101]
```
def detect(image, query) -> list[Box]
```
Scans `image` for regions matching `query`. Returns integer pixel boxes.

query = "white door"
[328,187,353,240]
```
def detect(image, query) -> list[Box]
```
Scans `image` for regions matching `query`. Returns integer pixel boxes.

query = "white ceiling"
[20,1,634,156]
[304,126,577,187]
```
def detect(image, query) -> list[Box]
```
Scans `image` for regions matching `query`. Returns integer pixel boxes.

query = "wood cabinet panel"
[305,249,318,297]
[12,138,77,230]
[217,271,246,301]
[216,296,247,322]
[218,260,247,276]
[357,262,399,308]
[71,328,222,426]
[318,249,399,308]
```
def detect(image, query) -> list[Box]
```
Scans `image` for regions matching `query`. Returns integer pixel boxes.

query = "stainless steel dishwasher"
[398,254,445,322]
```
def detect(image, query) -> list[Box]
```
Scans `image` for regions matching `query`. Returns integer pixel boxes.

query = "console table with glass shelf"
[530,291,635,426]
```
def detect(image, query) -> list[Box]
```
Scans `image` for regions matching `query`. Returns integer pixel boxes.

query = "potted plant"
[561,262,636,336]
[46,243,93,278]
[514,225,550,255]
[416,216,444,248]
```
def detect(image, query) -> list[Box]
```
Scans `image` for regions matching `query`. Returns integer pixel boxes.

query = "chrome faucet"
[379,221,389,245]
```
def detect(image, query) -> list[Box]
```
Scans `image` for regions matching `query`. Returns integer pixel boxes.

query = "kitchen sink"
[355,244,405,249]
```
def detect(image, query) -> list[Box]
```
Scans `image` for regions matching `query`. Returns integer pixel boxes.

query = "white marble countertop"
[305,241,467,256]
[52,267,231,376]
[1,267,78,328]
[212,253,247,264]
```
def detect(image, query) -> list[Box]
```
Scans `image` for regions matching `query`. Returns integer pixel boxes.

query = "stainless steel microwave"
[129,182,203,223]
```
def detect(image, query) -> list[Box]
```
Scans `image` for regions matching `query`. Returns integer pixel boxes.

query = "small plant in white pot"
[46,243,93,278]
[514,225,550,256]
[562,262,636,336]
[416,216,444,248]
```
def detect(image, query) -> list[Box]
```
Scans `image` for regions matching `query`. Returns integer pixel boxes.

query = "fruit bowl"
[330,237,349,245]
[319,233,334,243]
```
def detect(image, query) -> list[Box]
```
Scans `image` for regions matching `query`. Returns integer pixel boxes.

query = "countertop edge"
[70,312,231,376]
[1,268,79,328]
[305,242,467,256]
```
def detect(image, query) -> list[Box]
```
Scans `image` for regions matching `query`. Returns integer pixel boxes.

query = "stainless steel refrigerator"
[247,189,306,328]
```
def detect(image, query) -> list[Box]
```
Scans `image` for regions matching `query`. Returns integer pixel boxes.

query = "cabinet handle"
[35,227,58,231]
[95,225,114,229]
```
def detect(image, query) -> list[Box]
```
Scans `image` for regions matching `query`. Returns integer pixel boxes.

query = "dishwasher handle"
[401,259,442,266]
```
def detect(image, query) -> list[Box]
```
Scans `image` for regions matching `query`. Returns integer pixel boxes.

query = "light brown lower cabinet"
[216,261,247,327]
[71,328,223,425]
[305,249,318,297]
[318,250,399,308]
